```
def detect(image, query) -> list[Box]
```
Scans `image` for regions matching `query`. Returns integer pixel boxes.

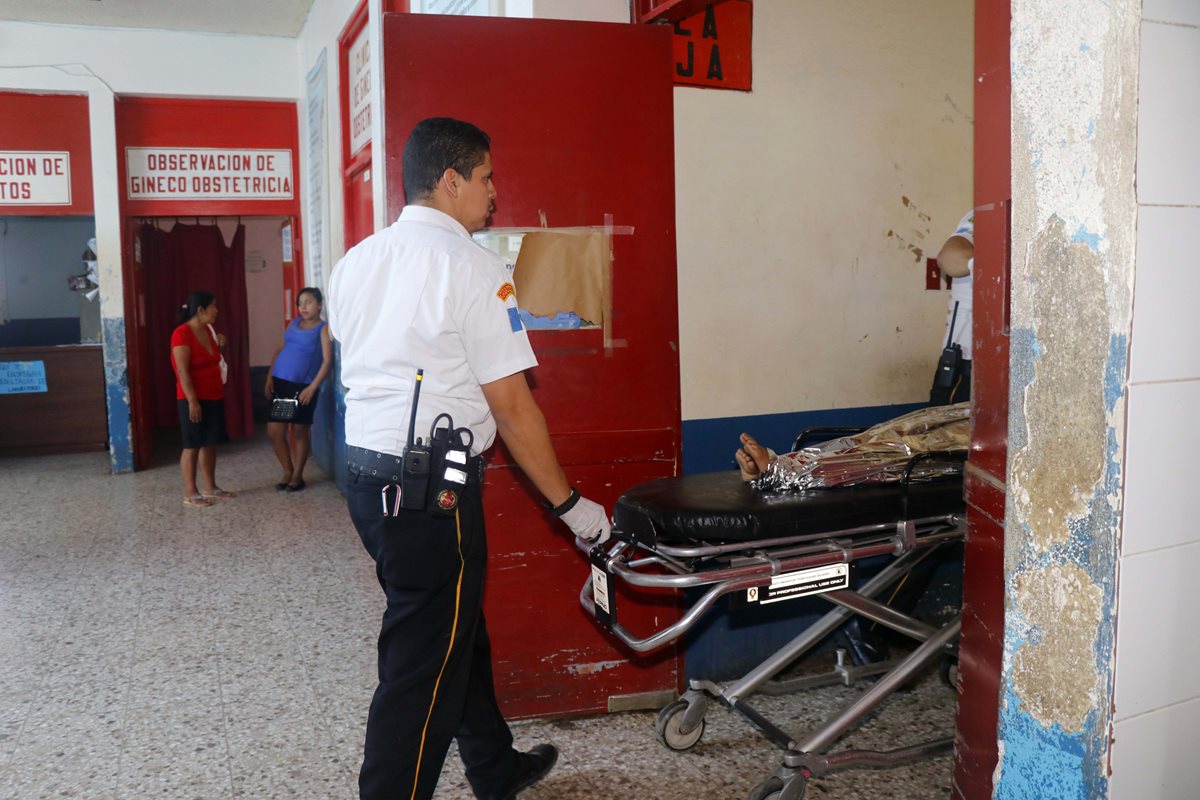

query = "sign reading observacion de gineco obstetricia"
[125,148,294,201]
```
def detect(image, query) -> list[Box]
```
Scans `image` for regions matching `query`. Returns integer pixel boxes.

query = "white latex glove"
[560,495,612,545]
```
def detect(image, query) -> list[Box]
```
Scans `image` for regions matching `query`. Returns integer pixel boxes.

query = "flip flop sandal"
[203,488,237,499]
[183,495,213,508]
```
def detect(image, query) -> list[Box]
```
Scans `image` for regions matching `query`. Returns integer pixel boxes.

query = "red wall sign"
[348,25,372,156]
[0,152,71,205]
[672,0,752,91]
[115,97,300,218]
[0,92,93,215]
[125,148,294,200]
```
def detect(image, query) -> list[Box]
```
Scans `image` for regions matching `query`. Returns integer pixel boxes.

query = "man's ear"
[440,168,461,198]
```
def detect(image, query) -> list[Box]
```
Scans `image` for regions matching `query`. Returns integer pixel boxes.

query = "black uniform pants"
[347,462,520,800]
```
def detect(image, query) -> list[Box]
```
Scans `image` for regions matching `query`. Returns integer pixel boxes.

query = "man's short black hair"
[402,117,491,202]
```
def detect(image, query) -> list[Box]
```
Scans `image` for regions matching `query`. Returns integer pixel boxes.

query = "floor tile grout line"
[1,506,98,779]
[112,492,158,797]
[216,643,237,800]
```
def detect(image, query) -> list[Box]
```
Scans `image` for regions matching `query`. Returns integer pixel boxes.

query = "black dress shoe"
[485,744,558,800]
[286,480,306,492]
[275,482,290,492]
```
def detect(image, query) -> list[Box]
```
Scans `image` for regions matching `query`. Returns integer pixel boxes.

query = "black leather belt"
[346,445,483,483]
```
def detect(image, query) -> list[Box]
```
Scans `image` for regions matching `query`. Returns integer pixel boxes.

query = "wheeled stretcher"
[577,447,966,800]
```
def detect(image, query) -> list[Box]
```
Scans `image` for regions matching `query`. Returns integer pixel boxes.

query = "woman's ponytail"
[178,290,216,324]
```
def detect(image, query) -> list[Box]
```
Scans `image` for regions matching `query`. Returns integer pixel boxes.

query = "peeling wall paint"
[1010,222,1108,553]
[1010,563,1102,732]
[101,316,133,473]
[997,1,1140,799]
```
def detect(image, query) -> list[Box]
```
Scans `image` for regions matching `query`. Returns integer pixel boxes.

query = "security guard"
[327,117,611,800]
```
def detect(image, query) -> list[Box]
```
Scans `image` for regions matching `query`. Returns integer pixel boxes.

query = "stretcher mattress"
[614,471,964,545]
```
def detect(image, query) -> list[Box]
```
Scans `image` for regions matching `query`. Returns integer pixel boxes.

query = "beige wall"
[675,0,974,420]
[242,217,287,367]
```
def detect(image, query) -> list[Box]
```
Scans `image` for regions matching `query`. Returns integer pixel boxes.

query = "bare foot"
[735,433,772,481]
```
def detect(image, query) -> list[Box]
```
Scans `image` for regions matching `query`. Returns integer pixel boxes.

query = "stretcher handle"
[899,450,968,520]
[791,426,867,452]
[899,450,967,486]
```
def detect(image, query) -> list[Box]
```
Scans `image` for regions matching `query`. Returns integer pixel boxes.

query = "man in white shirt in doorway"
[929,210,974,405]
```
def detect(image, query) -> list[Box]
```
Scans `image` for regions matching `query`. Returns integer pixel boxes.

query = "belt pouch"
[428,428,470,516]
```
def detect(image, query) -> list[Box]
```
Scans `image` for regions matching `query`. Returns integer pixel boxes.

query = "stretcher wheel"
[655,699,705,751]
[746,777,783,800]
[748,775,809,800]
[940,656,960,689]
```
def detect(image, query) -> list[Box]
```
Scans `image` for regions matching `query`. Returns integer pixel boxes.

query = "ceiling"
[0,0,317,37]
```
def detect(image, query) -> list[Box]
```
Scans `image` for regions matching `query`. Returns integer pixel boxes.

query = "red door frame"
[952,1,1010,796]
[115,96,304,469]
[337,0,413,248]
[340,0,372,247]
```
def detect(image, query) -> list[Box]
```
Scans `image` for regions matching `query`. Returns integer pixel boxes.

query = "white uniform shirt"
[327,205,537,457]
[943,210,974,360]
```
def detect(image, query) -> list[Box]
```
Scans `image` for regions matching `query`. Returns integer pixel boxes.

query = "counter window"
[0,216,99,347]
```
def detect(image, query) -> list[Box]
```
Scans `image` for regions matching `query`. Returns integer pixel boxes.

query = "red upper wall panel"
[115,97,301,218]
[634,0,717,24]
[0,91,94,216]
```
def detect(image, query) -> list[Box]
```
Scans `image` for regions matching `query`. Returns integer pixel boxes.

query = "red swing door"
[382,13,682,718]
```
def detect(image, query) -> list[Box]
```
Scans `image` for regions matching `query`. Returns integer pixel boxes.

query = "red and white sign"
[125,147,294,201]
[672,0,752,92]
[349,28,372,155]
[0,151,71,205]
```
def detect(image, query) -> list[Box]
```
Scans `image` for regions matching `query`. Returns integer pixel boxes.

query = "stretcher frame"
[576,452,965,800]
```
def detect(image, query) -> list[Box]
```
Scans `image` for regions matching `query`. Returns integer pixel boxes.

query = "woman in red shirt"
[171,290,236,507]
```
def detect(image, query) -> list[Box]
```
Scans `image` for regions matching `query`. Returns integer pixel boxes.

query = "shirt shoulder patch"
[497,282,515,302]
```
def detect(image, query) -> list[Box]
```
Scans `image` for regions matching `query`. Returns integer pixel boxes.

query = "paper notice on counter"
[512,231,610,329]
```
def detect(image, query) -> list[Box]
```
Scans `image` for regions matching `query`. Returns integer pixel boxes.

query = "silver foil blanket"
[753,402,970,492]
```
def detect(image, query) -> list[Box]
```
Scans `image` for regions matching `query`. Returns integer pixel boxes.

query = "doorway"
[127,216,293,466]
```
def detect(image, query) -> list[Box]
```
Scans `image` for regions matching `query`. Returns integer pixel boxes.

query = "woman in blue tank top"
[265,287,333,491]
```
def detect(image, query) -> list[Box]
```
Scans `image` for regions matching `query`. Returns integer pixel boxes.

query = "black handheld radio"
[400,369,432,510]
[931,301,963,404]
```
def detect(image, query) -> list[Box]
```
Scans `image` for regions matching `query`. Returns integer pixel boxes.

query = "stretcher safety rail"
[576,512,961,653]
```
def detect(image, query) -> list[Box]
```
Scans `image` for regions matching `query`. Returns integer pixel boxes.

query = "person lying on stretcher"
[735,403,970,490]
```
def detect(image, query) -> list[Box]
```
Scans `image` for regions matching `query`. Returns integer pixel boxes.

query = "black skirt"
[177,398,228,449]
[270,377,319,426]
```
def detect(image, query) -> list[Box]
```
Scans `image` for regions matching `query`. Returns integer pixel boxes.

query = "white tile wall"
[1138,22,1200,206]
[1111,10,1200,799]
[1122,381,1200,556]
[1114,542,1200,719]
[1143,0,1200,28]
[1128,207,1200,384]
[1110,696,1200,799]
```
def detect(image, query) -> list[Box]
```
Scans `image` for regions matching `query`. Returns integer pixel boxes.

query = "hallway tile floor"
[0,441,954,799]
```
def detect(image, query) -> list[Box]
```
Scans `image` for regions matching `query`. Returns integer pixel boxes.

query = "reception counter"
[0,344,107,456]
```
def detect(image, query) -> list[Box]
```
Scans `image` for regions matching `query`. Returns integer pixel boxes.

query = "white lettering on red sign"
[0,151,71,205]
[348,27,372,156]
[125,148,294,201]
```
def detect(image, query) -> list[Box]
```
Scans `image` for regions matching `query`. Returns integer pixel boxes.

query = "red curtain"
[142,221,253,440]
